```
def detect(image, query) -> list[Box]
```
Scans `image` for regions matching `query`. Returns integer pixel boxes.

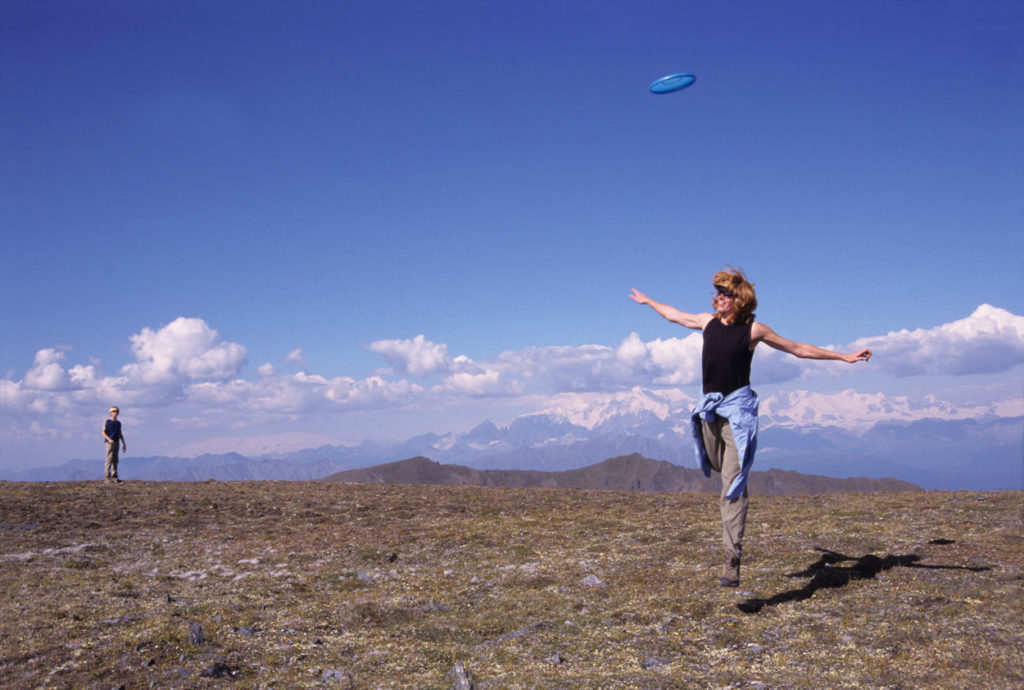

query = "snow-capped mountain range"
[379,387,1021,490]
[535,386,1016,435]
[6,388,1020,490]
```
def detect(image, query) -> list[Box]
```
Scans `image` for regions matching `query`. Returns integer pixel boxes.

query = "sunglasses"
[715,286,736,299]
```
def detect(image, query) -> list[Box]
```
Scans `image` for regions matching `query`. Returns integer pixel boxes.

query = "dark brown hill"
[320,453,920,494]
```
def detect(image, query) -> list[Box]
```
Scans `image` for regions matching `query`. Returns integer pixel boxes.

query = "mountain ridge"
[320,453,921,494]
[6,390,1020,489]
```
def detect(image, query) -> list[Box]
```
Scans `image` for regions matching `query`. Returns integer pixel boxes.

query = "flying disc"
[649,72,696,94]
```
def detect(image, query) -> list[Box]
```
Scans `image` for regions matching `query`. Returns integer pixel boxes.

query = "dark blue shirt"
[104,419,122,442]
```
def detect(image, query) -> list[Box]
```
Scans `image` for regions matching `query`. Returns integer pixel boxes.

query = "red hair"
[712,267,757,324]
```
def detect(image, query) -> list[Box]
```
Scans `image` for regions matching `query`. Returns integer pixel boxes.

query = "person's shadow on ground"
[738,541,990,614]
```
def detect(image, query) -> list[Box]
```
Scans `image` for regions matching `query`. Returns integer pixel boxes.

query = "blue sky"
[2,1,1022,468]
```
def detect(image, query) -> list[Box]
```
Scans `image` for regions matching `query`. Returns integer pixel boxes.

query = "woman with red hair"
[630,268,871,587]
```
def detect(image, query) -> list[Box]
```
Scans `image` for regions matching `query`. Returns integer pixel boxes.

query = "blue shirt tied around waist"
[690,385,759,500]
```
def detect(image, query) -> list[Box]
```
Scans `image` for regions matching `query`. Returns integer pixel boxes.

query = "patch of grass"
[0,482,1020,687]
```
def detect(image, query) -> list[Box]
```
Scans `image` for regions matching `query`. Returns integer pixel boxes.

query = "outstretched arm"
[630,288,712,331]
[752,322,872,363]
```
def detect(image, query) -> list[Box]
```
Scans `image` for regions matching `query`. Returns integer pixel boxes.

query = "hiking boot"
[722,555,741,583]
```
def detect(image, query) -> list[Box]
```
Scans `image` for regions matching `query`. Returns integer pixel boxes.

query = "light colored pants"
[105,441,120,479]
[701,417,748,580]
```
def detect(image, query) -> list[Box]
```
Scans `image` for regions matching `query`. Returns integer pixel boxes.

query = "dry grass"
[0,481,1020,688]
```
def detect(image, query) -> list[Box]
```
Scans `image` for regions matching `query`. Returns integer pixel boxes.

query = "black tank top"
[702,318,754,396]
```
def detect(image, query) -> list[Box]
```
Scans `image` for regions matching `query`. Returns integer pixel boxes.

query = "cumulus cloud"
[368,335,451,377]
[0,379,25,409]
[182,370,424,420]
[438,368,521,397]
[852,304,1024,377]
[6,317,247,418]
[324,375,423,408]
[482,333,702,393]
[493,343,619,392]
[5,306,1023,461]
[617,332,704,386]
[122,317,246,384]
[23,348,76,391]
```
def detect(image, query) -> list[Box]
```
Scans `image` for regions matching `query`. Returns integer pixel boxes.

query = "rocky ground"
[0,481,1020,688]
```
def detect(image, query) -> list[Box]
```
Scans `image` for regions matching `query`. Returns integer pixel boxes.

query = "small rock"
[188,621,204,645]
[200,662,238,678]
[321,668,350,683]
[580,574,605,588]
[232,626,256,637]
[448,661,473,690]
[641,656,671,669]
[546,653,564,664]
[356,570,375,583]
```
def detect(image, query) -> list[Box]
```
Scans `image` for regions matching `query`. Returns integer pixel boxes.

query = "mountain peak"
[535,387,695,430]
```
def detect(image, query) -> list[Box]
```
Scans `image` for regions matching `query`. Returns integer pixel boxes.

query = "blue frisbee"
[649,72,696,94]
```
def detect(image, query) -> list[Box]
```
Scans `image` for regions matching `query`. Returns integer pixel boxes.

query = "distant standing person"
[630,268,871,587]
[102,406,126,483]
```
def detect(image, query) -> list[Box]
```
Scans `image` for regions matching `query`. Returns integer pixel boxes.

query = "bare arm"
[629,288,713,331]
[751,322,872,363]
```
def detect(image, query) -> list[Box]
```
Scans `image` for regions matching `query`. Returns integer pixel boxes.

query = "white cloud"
[368,334,451,377]
[0,379,25,409]
[284,348,306,367]
[477,333,701,393]
[4,306,1024,465]
[182,369,425,420]
[122,317,246,384]
[5,317,247,417]
[324,375,423,408]
[760,388,1017,432]
[852,304,1024,377]
[68,363,98,387]
[438,368,521,397]
[622,332,703,386]
[23,348,76,391]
